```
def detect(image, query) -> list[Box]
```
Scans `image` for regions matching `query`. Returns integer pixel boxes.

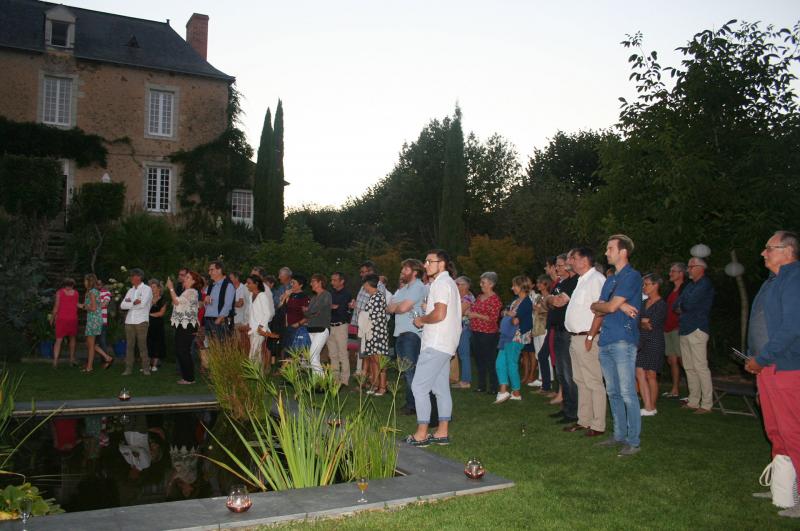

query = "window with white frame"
[146,166,171,212]
[231,189,253,227]
[42,76,72,126]
[148,89,174,137]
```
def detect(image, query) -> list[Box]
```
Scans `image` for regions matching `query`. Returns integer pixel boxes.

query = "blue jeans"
[599,340,641,447]
[496,342,523,391]
[395,332,421,409]
[537,330,552,391]
[457,327,471,382]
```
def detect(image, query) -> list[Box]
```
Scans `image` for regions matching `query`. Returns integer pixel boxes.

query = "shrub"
[0,155,62,219]
[457,235,535,302]
[68,182,125,225]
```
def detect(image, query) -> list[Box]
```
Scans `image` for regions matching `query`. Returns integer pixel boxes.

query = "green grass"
[273,385,791,530]
[6,361,212,402]
[4,363,790,529]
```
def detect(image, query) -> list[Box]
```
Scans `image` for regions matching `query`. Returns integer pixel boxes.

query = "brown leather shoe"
[694,408,712,414]
[585,429,606,437]
[563,423,587,433]
[681,403,699,410]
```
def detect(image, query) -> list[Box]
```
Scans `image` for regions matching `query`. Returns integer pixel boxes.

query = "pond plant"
[204,340,406,491]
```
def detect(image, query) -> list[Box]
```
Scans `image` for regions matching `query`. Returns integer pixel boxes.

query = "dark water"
[8,410,236,512]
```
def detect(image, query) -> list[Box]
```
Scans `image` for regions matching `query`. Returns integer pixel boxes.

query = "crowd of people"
[47,231,800,501]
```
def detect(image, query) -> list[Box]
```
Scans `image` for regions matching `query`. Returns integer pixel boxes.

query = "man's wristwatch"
[587,335,595,341]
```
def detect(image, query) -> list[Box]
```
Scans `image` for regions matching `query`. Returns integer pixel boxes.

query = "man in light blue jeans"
[407,249,462,447]
[590,234,643,456]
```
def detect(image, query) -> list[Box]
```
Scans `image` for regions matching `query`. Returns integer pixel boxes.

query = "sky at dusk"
[69,0,798,208]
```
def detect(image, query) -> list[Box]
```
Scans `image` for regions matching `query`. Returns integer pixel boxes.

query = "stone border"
[12,394,219,418]
[0,445,513,530]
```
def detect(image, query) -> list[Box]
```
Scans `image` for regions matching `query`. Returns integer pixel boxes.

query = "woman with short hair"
[466,272,503,394]
[638,273,667,416]
[166,271,203,384]
[51,277,80,368]
[303,274,332,375]
[245,274,275,364]
[279,274,310,355]
[452,276,475,389]
[148,279,168,372]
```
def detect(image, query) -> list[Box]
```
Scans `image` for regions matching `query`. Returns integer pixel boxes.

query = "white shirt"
[248,291,275,336]
[564,268,605,333]
[421,271,462,355]
[120,283,153,325]
[233,283,248,325]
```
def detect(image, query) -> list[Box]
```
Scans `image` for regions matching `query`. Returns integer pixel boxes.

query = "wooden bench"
[712,378,759,417]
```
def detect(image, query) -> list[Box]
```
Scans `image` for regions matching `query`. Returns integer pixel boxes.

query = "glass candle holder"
[464,457,485,479]
[118,387,131,401]
[226,484,252,513]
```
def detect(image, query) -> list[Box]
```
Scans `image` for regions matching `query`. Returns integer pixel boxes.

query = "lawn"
[6,360,212,403]
[4,361,791,529]
[275,384,788,530]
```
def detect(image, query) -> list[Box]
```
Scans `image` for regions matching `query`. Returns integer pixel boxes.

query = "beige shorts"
[664,330,681,357]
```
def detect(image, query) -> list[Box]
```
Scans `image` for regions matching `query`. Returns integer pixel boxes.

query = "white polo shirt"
[564,268,605,334]
[421,271,461,355]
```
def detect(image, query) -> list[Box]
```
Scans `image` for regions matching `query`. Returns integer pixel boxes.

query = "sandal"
[404,434,432,447]
[103,358,114,370]
[373,388,387,397]
[661,392,679,399]
[80,367,93,373]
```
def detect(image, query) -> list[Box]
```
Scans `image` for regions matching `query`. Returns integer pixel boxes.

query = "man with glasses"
[745,231,800,518]
[406,250,461,447]
[204,261,235,340]
[675,257,715,414]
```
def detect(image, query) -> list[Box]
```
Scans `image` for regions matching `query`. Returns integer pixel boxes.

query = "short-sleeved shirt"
[421,271,462,354]
[392,279,426,337]
[233,283,248,325]
[598,264,642,347]
[469,293,502,333]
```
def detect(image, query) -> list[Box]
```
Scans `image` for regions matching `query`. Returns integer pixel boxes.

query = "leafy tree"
[457,235,535,302]
[438,106,467,255]
[579,20,800,275]
[253,107,273,237]
[0,155,62,220]
[525,130,611,196]
[464,133,522,236]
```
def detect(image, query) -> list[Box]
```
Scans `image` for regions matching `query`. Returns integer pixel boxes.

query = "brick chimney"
[185,13,209,59]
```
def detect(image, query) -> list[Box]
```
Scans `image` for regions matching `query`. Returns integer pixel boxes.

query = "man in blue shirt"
[590,234,643,457]
[745,230,800,519]
[388,259,428,416]
[675,257,715,413]
[203,261,235,339]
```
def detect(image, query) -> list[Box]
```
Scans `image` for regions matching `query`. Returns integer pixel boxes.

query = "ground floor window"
[231,189,253,227]
[146,166,171,212]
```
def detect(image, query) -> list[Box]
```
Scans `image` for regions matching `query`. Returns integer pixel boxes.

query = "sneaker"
[494,392,511,404]
[640,409,657,416]
[142,369,151,376]
[778,504,800,518]
[509,394,522,401]
[595,437,624,448]
[752,491,772,499]
[122,369,132,376]
[366,389,376,395]
[618,444,641,457]
[527,379,543,388]
[150,365,159,372]
[679,397,689,403]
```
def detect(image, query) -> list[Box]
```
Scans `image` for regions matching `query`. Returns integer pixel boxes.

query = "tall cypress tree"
[438,106,467,256]
[253,108,273,236]
[265,99,285,240]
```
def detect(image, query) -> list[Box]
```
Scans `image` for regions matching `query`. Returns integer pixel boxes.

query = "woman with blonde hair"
[78,273,114,371]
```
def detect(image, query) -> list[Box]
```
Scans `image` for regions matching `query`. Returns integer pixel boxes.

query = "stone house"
[0,0,254,227]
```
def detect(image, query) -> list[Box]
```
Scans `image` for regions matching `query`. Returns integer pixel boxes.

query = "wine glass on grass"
[356,476,368,503]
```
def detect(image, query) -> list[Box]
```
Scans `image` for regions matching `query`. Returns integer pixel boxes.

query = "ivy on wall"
[0,117,108,167]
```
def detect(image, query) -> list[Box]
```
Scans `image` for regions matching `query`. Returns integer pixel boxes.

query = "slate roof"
[0,0,234,81]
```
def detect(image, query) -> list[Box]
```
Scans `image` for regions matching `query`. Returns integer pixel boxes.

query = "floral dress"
[84,288,104,337]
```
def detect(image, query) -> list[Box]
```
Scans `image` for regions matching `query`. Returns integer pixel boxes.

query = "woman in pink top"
[465,272,503,393]
[51,277,80,368]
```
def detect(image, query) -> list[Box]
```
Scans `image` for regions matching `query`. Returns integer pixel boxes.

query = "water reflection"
[12,410,227,512]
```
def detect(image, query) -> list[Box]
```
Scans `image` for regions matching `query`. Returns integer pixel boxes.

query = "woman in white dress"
[246,275,275,363]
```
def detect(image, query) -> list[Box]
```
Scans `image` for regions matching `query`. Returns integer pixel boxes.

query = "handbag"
[759,454,799,508]
[290,325,312,350]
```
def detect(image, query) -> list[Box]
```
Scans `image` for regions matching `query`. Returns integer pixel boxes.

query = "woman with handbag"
[279,274,310,356]
[494,276,533,404]
[302,274,332,375]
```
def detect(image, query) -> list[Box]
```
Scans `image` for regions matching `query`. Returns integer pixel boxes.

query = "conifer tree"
[438,106,467,256]
[265,99,285,239]
[253,108,273,236]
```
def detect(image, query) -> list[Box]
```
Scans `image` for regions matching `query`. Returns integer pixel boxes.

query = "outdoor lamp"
[690,244,711,258]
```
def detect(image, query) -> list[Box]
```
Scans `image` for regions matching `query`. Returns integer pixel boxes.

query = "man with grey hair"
[545,253,579,425]
[746,230,800,518]
[675,256,715,413]
[120,268,153,376]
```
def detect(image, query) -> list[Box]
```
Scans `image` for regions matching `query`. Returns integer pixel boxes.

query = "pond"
[10,409,232,512]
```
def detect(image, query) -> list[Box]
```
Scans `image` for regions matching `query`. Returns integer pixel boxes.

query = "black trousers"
[175,324,197,382]
[471,331,499,392]
[553,329,578,419]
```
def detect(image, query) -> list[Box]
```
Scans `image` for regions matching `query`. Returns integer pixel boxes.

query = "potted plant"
[29,313,54,359]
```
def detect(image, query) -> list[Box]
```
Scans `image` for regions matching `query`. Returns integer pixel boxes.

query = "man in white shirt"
[564,247,607,436]
[119,268,153,376]
[230,271,249,346]
[408,249,462,447]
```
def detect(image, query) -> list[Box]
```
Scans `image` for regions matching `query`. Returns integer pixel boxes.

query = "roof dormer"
[45,6,76,50]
